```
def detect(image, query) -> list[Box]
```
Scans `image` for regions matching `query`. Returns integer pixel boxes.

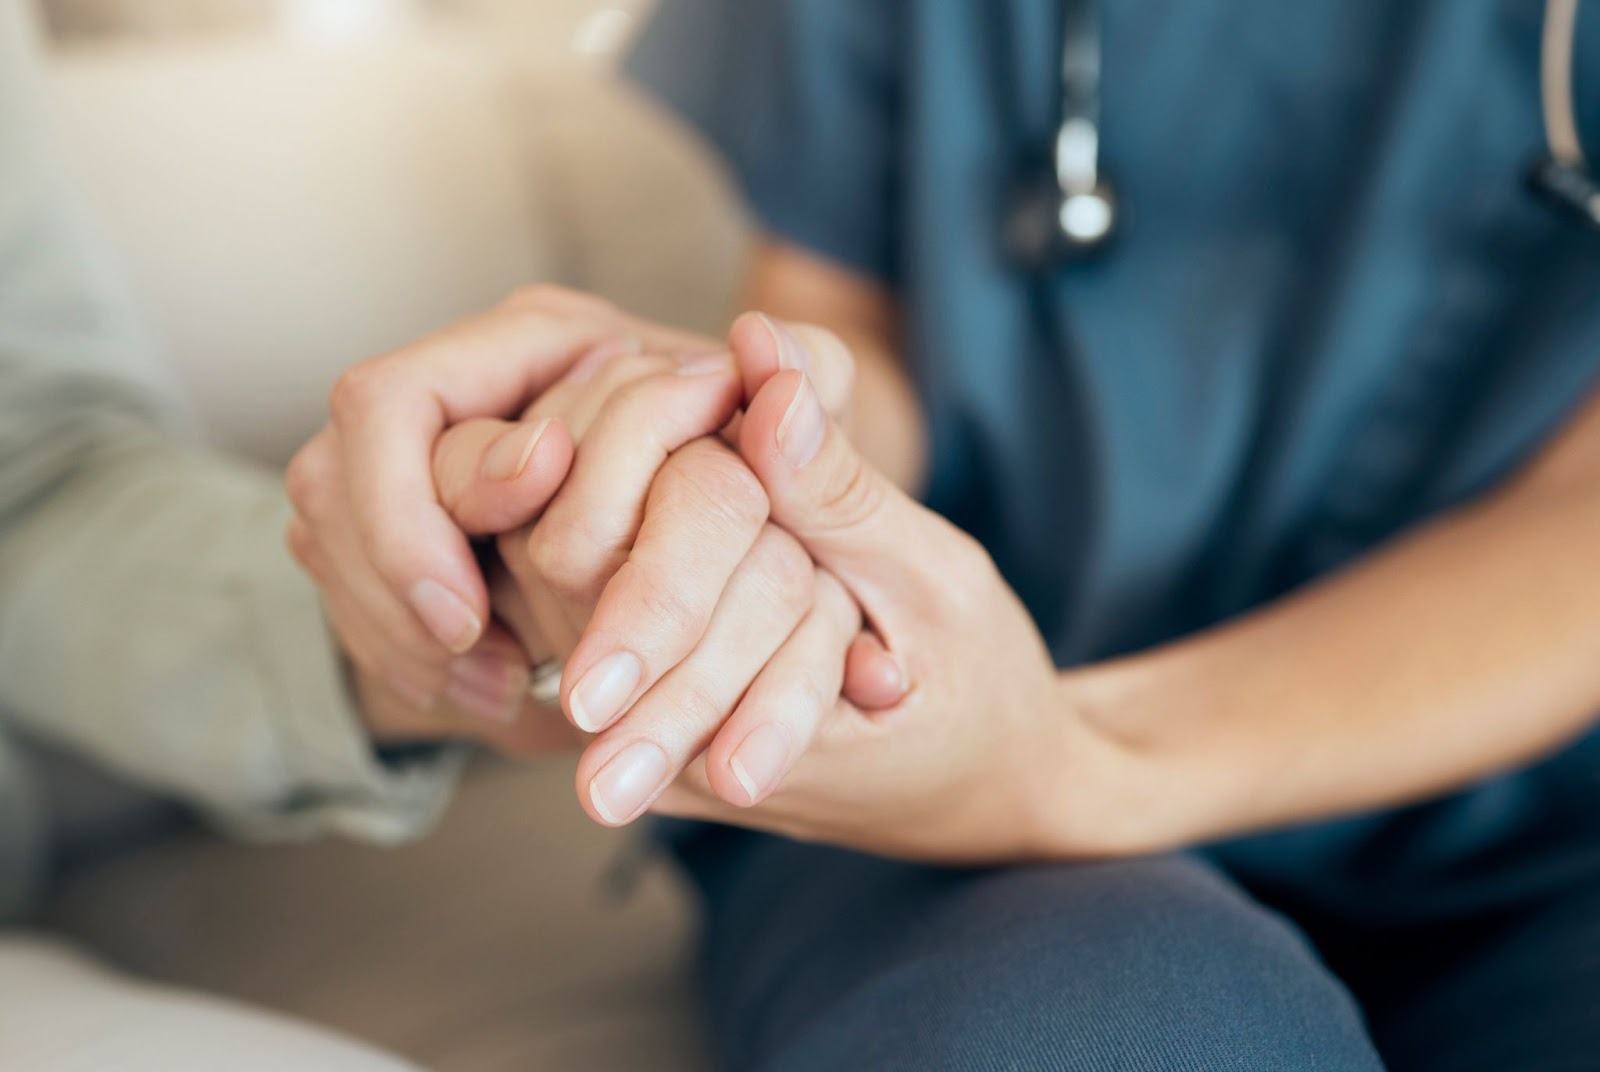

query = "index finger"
[328,303,624,654]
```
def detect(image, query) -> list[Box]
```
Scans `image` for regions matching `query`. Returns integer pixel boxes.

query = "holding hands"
[289,288,1154,861]
[287,289,907,814]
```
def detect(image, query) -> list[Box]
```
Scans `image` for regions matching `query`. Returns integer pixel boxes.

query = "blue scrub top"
[628,0,1600,664]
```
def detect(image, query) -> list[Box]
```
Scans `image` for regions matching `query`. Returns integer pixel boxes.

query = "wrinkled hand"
[289,282,910,806]
[286,287,710,744]
[653,337,1150,863]
[452,324,903,822]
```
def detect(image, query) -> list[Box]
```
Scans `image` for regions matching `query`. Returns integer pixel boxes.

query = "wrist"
[1028,660,1238,860]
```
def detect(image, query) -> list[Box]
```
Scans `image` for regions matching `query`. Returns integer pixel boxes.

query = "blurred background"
[32,0,748,463]
[41,0,647,42]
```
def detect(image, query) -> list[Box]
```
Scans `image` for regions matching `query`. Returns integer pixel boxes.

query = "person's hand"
[652,337,1158,863]
[469,333,904,823]
[302,338,747,758]
[285,287,710,736]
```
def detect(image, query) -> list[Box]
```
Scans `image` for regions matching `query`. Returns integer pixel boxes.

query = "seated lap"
[674,830,1383,1072]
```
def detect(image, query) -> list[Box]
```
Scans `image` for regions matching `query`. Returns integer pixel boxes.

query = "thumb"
[432,415,575,535]
[843,631,911,711]
[729,312,855,417]
[738,370,963,634]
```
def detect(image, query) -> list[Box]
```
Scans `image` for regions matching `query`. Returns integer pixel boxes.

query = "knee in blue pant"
[741,855,1383,1072]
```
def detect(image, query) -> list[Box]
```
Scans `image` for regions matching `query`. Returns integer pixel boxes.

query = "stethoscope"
[1532,0,1600,227]
[1008,0,1597,271]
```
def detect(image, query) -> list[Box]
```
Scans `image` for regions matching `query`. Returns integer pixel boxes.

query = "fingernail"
[589,740,670,824]
[481,419,550,482]
[873,649,910,696]
[758,313,810,374]
[777,375,826,468]
[408,579,482,654]
[569,650,644,733]
[445,677,520,724]
[675,351,732,376]
[729,722,792,805]
[888,654,910,696]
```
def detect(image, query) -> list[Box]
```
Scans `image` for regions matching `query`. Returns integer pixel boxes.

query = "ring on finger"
[529,658,565,708]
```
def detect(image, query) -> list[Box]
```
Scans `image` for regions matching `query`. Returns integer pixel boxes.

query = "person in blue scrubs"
[617,1,1600,1068]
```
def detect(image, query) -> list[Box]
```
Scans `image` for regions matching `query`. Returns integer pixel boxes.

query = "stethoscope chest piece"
[1004,169,1118,269]
[1004,0,1119,271]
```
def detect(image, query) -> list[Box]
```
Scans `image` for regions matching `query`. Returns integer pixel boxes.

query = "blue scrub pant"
[671,730,1600,1070]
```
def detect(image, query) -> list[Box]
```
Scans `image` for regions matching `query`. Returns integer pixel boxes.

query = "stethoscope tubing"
[1033,0,1596,265]
[1534,0,1600,229]
[1543,0,1586,169]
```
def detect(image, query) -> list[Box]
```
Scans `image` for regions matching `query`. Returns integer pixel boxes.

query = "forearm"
[1070,392,1600,853]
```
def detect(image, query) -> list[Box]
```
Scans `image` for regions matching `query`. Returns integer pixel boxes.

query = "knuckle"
[669,677,729,735]
[942,526,1002,611]
[622,561,706,643]
[327,359,391,423]
[947,525,998,580]
[663,444,769,531]
[363,531,427,591]
[594,352,676,397]
[607,366,669,408]
[504,283,617,319]
[283,437,332,516]
[814,452,886,535]
[750,527,814,614]
[748,667,829,733]
[790,669,834,726]
[283,464,311,516]
[526,521,605,601]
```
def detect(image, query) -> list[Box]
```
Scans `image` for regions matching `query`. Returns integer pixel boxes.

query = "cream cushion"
[44,24,747,464]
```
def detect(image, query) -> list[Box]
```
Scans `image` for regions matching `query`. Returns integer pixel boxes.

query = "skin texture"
[645,240,1600,862]
[288,286,906,812]
[287,287,701,723]
[296,244,1600,856]
[483,349,868,822]
[649,361,1147,862]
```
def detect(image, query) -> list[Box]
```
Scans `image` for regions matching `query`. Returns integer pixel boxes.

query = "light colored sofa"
[37,19,747,1071]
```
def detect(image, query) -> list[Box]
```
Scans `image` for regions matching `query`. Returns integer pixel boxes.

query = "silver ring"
[528,659,564,708]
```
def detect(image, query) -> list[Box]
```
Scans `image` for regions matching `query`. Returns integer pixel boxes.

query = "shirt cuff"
[217,499,467,846]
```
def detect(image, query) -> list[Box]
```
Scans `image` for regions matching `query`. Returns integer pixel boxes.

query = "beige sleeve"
[0,3,460,846]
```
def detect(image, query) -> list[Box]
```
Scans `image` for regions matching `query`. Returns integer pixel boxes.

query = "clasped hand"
[288,288,1151,863]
